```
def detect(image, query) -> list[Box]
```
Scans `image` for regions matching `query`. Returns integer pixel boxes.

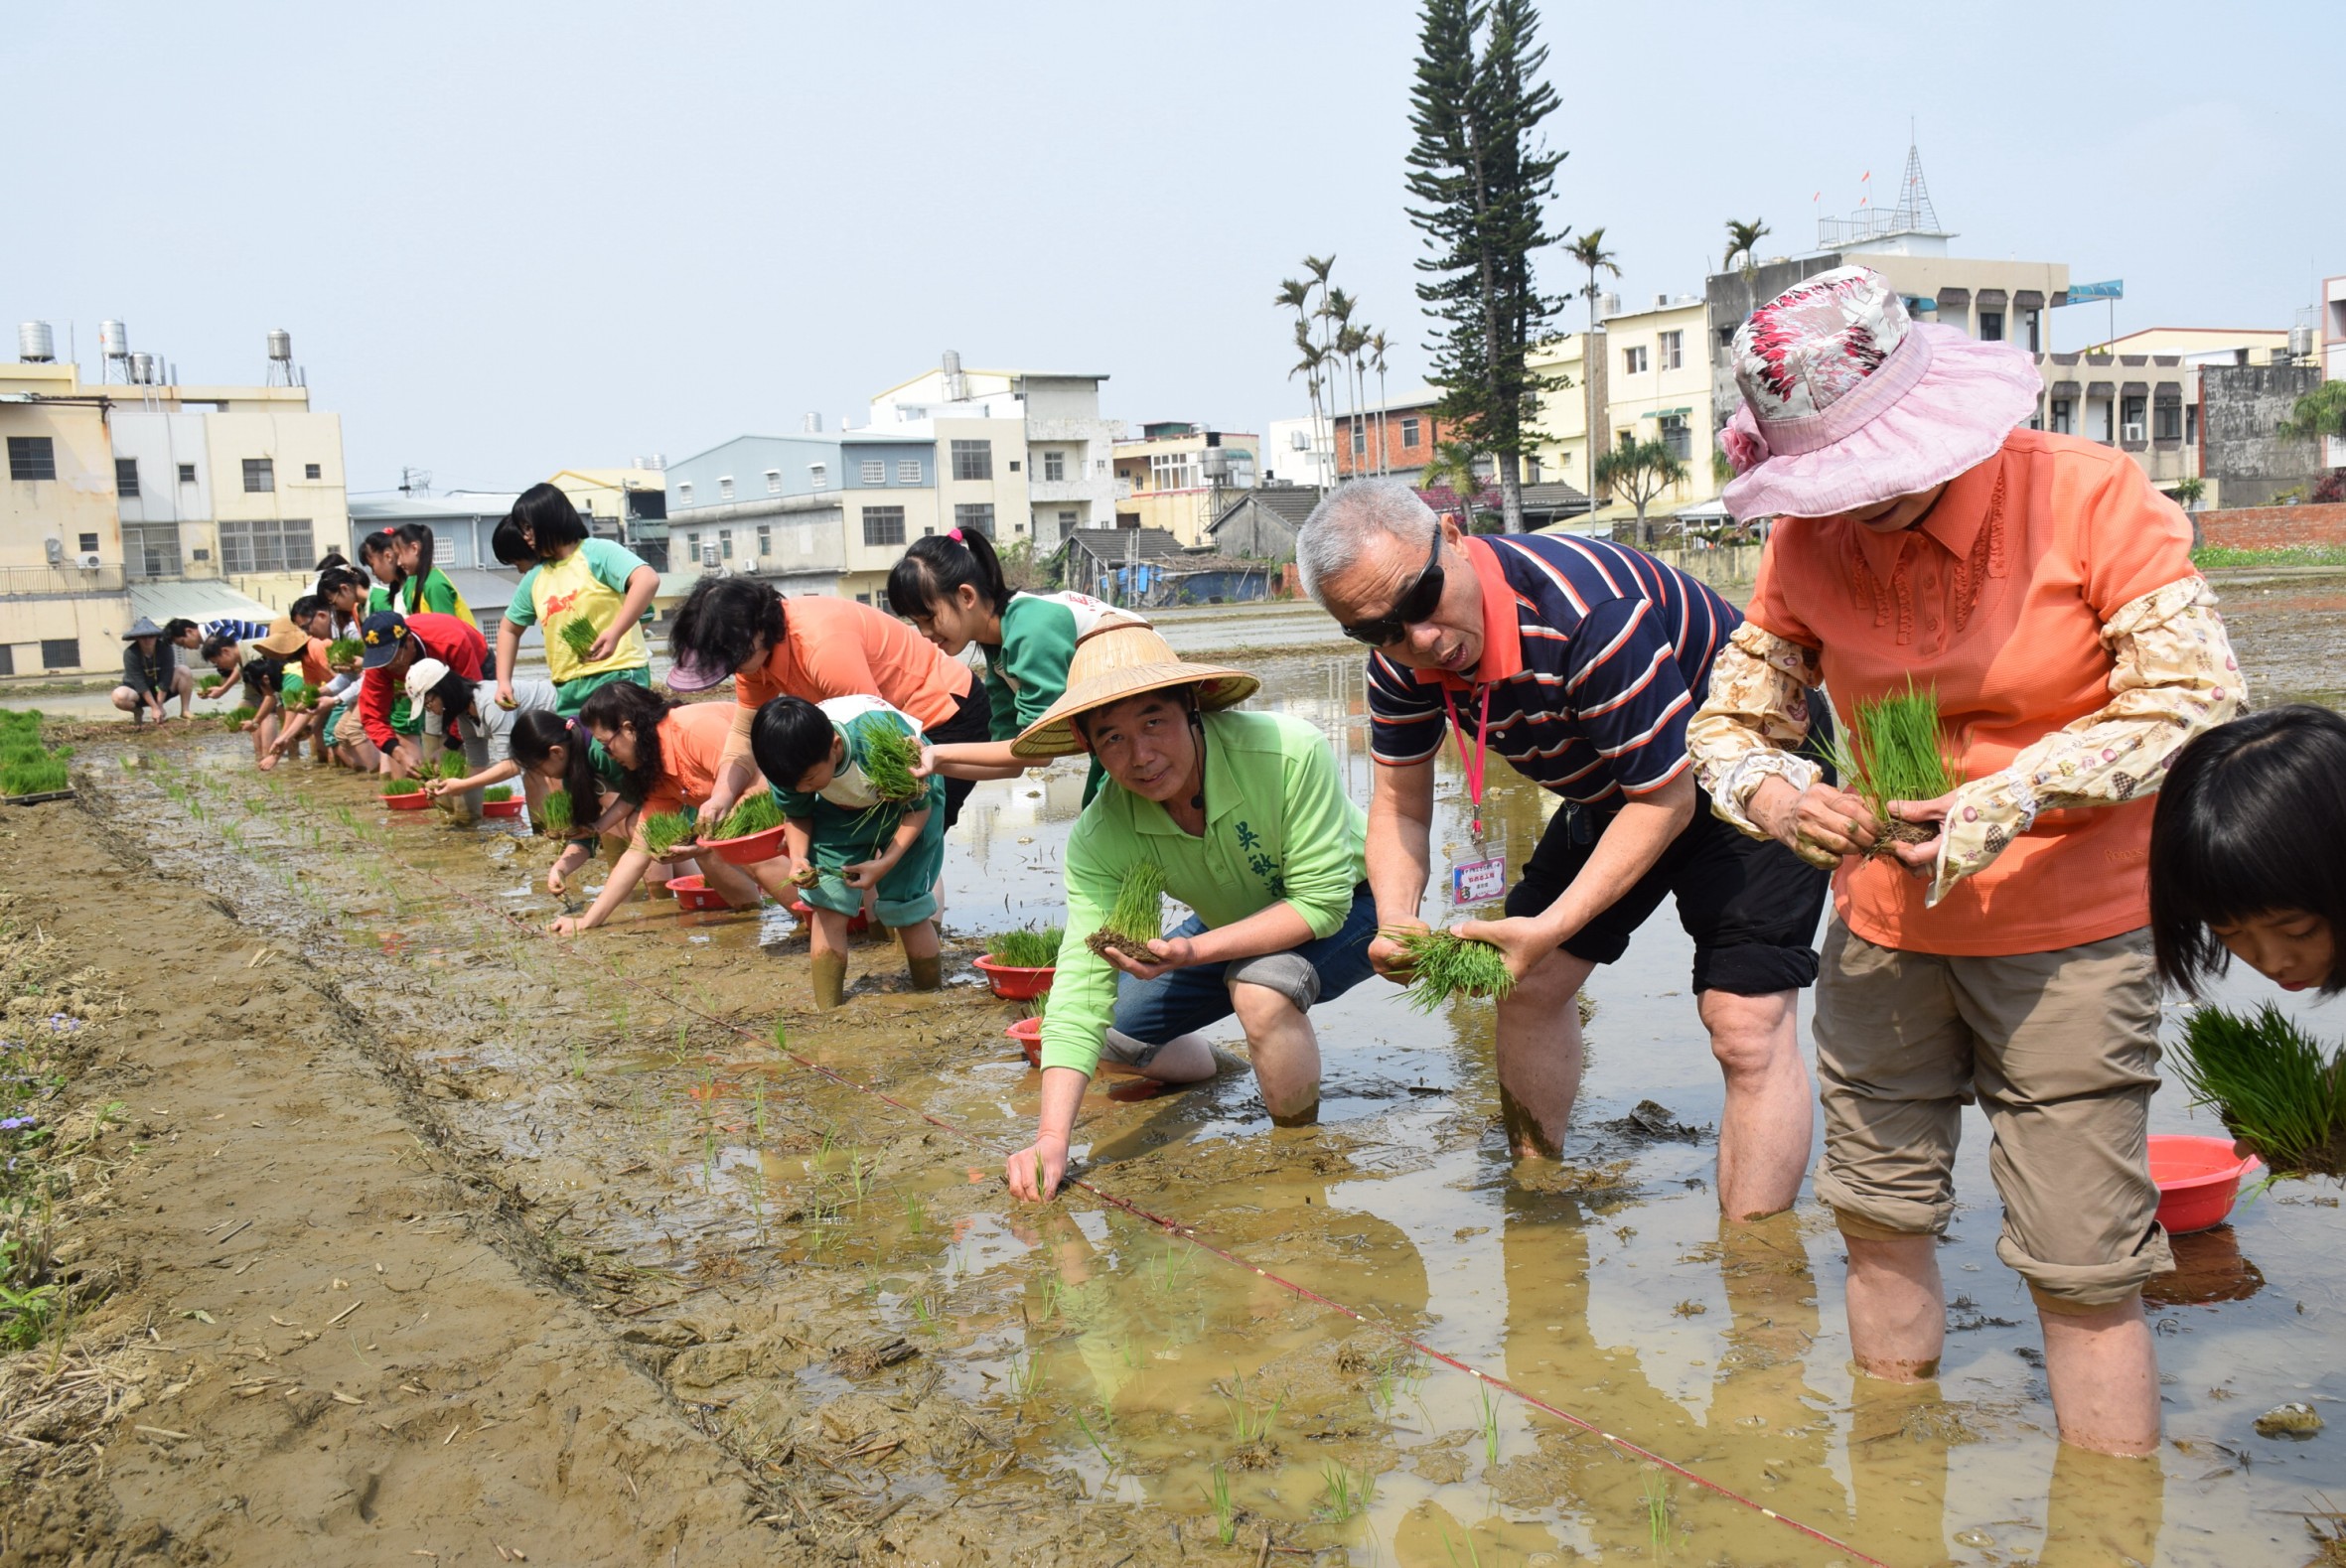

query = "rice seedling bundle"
[381,777,425,796]
[1087,861,1167,963]
[538,789,575,835]
[713,791,785,840]
[557,617,600,662]
[1381,927,1516,1013]
[986,926,1065,968]
[281,677,315,710]
[2174,1004,2346,1179]
[1825,683,1964,854]
[860,724,923,802]
[483,784,513,803]
[197,675,223,696]
[227,705,257,724]
[0,755,68,797]
[326,637,363,668]
[642,808,700,857]
[437,748,470,781]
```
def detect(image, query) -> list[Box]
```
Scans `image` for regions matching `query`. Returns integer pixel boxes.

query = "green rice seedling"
[483,784,513,803]
[1439,1524,1486,1568]
[197,675,223,696]
[1644,1471,1671,1557]
[2174,1004,2346,1178]
[0,757,68,797]
[1383,927,1515,1012]
[1823,682,1964,853]
[557,616,600,662]
[1011,1350,1044,1402]
[1477,1380,1501,1467]
[538,789,574,835]
[280,677,314,709]
[859,724,923,802]
[1088,861,1167,962]
[642,809,699,856]
[569,1039,587,1079]
[227,705,257,724]
[902,1193,927,1234]
[985,925,1064,968]
[325,637,363,668]
[381,777,425,796]
[436,748,470,782]
[846,1152,875,1203]
[1201,1464,1237,1545]
[711,791,785,840]
[1222,1374,1283,1445]
[1317,1459,1375,1522]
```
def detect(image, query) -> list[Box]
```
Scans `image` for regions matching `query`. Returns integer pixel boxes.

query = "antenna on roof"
[1894,128,1941,235]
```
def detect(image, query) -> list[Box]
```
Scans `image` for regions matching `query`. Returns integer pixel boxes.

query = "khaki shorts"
[1813,922,2173,1313]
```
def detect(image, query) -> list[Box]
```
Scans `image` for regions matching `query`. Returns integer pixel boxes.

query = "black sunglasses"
[1339,521,1447,646]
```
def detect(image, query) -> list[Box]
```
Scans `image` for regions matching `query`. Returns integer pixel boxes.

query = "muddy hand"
[1005,1140,1068,1203]
[1101,934,1194,982]
[1886,791,1955,880]
[548,916,580,936]
[910,744,937,782]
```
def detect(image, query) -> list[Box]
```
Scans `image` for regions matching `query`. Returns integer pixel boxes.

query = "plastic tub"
[2148,1133,2263,1235]
[667,874,732,913]
[1004,1015,1043,1067]
[788,897,869,935]
[481,796,524,818]
[701,823,787,866]
[381,790,432,812]
[973,956,1056,1001]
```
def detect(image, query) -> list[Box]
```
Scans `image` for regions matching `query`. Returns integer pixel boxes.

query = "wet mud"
[3,631,2342,1565]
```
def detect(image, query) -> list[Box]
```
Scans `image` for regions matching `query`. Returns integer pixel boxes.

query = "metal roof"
[129,579,280,624]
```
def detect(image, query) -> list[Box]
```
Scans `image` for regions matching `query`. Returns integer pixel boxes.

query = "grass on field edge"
[2192,544,2346,570]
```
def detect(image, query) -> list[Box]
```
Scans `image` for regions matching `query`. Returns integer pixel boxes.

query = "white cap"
[402,658,451,708]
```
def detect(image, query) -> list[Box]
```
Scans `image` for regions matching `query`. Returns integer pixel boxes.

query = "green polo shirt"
[1040,709,1368,1076]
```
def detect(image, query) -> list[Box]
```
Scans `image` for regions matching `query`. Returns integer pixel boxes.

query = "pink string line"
[373,844,1891,1567]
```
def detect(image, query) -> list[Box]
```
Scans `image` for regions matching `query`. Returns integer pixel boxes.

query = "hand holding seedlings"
[1087,861,1167,963]
[1747,776,1880,868]
[1820,682,1965,864]
[557,617,601,665]
[1381,926,1517,1010]
[2174,1004,2346,1178]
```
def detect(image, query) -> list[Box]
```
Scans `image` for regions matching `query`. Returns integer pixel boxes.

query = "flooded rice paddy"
[71,604,2346,1567]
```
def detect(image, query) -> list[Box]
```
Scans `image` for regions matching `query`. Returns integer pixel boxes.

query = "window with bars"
[950,440,992,481]
[2153,395,2183,442]
[41,639,78,670]
[953,503,995,538]
[861,460,887,485]
[809,463,827,492]
[1623,346,1648,375]
[1659,331,1684,370]
[8,436,57,481]
[1350,424,1366,455]
[757,524,772,555]
[1658,413,1691,461]
[897,459,923,485]
[218,516,313,573]
[122,524,181,578]
[115,457,140,496]
[178,463,197,484]
[305,462,322,480]
[1042,450,1066,482]
[1400,417,1420,448]
[720,529,734,559]
[242,457,274,493]
[862,506,906,546]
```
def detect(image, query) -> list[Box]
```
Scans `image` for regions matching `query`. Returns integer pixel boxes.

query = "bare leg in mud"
[1498,951,1809,1217]
[1231,979,1320,1125]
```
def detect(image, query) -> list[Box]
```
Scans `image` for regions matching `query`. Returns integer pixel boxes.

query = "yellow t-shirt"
[508,539,652,684]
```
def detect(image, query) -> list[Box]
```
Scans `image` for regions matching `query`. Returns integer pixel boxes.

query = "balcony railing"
[0,564,127,596]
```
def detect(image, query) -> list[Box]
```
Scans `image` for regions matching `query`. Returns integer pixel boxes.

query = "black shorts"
[1503,783,1830,996]
[926,678,991,829]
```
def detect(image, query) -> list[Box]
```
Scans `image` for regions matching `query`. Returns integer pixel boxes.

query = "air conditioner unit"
[699,544,721,570]
[73,552,102,570]
[2122,423,2146,443]
[737,556,760,575]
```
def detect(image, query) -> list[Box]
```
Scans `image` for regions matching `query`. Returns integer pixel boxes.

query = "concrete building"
[2323,274,2346,471]
[2201,363,2329,508]
[866,355,1118,546]
[1112,423,1259,546]
[1206,484,1324,561]
[1262,415,1333,489]
[2,327,350,678]
[549,465,667,560]
[1326,388,1468,487]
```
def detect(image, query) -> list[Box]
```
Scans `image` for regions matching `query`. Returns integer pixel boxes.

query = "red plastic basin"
[381,790,432,811]
[666,874,732,913]
[2148,1133,2262,1235]
[702,823,787,866]
[788,897,870,935]
[481,796,524,817]
[1004,1015,1042,1067]
[973,956,1056,1001]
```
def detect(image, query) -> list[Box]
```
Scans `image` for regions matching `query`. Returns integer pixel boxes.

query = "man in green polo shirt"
[1002,626,1378,1202]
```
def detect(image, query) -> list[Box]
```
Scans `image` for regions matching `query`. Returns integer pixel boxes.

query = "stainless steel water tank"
[17,322,54,362]
[99,320,128,360]
[267,328,293,361]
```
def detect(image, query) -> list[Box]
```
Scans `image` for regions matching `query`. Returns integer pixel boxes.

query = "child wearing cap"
[749,694,947,1009]
[355,609,489,804]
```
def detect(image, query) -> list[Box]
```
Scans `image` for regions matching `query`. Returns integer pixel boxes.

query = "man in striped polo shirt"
[1298,479,1829,1218]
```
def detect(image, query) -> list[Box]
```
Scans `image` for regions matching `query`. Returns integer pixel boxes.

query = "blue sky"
[18,0,2338,494]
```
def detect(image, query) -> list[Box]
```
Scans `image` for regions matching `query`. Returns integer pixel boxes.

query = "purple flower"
[0,1116,36,1132]
[47,1015,80,1034]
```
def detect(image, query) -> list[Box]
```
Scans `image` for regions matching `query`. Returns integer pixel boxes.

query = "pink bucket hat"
[1718,265,2040,521]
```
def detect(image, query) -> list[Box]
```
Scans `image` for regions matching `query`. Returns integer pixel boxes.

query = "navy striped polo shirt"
[1368,533,1737,804]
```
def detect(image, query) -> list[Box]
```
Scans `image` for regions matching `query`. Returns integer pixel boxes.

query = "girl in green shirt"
[886,527,1136,788]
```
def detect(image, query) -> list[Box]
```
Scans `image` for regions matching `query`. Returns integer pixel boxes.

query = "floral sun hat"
[1718,265,2040,521]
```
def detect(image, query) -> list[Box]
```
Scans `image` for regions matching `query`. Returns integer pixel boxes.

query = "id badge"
[1450,855,1505,907]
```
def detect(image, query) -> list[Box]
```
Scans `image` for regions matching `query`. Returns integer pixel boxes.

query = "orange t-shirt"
[300,637,332,688]
[1745,429,2196,956]
[733,596,971,732]
[642,702,748,818]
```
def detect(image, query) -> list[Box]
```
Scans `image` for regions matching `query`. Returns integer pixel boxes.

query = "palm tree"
[1419,436,1489,523]
[1276,277,1327,483]
[1592,437,1688,545]
[1304,255,1340,473]
[1723,216,1772,321]
[1566,228,1621,495]
[1320,285,1359,475]
[1368,331,1392,477]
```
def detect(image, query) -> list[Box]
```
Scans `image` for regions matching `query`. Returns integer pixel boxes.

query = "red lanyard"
[1440,682,1493,838]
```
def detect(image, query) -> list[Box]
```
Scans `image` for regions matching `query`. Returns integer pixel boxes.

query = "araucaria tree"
[1405,0,1566,532]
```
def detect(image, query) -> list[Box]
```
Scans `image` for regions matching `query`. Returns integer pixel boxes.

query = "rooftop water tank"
[803,412,822,432]
[17,322,54,362]
[99,320,128,361]
[129,352,156,384]
[267,328,293,362]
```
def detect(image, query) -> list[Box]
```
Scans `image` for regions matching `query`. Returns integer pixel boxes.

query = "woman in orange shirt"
[1686,267,2242,1459]
[664,578,991,832]
[549,684,796,935]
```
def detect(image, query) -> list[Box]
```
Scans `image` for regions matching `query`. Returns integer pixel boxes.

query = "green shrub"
[2174,1005,2346,1178]
[986,926,1065,968]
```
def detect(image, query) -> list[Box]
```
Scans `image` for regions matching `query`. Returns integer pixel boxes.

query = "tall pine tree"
[1405,0,1565,532]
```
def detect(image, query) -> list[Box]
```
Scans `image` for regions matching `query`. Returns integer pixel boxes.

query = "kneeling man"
[1003,626,1378,1202]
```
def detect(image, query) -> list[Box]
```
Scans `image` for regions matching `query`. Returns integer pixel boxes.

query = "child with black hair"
[2151,703,2346,996]
[549,684,794,935]
[493,483,660,716]
[420,664,561,820]
[507,712,633,895]
[751,693,946,1008]
[885,526,1133,794]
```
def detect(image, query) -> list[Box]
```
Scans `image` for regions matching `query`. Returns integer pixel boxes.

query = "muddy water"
[77,630,2346,1568]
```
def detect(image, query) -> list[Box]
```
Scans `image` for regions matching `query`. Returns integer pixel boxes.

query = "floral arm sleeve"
[1931,576,2242,906]
[1686,623,1830,858]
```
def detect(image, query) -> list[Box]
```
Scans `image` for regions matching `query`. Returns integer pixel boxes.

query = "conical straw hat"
[1011,622,1258,759]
